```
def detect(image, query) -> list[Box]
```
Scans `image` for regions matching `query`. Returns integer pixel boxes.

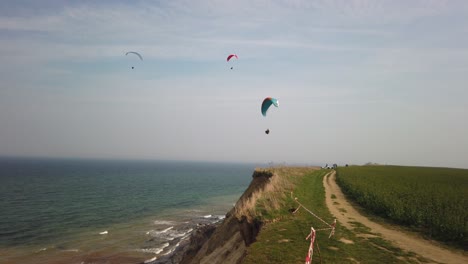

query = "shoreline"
[150,223,219,264]
[0,203,233,264]
[159,169,277,264]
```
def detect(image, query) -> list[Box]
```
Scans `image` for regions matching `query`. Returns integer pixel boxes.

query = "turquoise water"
[0,158,255,263]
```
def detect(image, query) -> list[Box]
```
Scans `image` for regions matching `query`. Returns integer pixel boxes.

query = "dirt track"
[323,171,468,264]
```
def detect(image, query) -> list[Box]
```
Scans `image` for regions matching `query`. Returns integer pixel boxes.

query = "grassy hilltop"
[241,166,468,263]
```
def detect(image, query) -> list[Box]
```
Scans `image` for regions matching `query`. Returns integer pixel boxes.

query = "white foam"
[186,209,202,213]
[216,215,226,220]
[162,233,192,257]
[181,233,192,240]
[99,231,108,235]
[166,228,193,241]
[35,248,47,253]
[162,243,180,256]
[161,226,173,233]
[138,243,170,255]
[63,249,80,252]
[144,256,157,263]
[146,226,194,244]
[153,220,175,226]
[162,246,176,256]
[203,214,212,218]
[139,248,163,254]
[147,226,174,236]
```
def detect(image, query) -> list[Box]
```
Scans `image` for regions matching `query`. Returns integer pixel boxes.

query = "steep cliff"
[178,169,274,264]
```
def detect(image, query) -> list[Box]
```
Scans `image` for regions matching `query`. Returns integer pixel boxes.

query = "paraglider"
[226,54,238,61]
[261,97,279,135]
[261,97,279,117]
[126,51,143,69]
[227,54,238,69]
[126,51,143,60]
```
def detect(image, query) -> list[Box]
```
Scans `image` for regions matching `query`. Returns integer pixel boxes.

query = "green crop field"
[336,165,468,248]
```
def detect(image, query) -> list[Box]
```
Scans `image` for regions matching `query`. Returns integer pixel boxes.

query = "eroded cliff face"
[178,170,274,264]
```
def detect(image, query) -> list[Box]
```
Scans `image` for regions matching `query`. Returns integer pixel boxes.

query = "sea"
[0,157,257,264]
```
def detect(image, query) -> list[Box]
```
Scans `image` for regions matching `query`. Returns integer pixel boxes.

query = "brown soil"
[324,171,468,264]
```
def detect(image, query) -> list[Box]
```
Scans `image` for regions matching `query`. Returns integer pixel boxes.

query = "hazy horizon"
[1,1,467,168]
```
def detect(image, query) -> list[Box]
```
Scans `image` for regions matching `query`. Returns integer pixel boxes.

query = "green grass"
[243,168,418,263]
[336,165,468,248]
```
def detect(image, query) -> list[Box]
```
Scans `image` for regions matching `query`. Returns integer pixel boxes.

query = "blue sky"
[1,0,467,168]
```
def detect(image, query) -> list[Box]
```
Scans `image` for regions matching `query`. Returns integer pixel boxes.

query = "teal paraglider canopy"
[261,97,279,117]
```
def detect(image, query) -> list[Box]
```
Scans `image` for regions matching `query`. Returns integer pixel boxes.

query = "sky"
[0,0,467,168]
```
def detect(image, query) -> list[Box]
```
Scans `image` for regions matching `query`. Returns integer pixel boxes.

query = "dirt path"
[323,171,468,264]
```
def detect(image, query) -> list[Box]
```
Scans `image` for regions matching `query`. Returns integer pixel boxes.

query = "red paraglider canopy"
[226,54,238,62]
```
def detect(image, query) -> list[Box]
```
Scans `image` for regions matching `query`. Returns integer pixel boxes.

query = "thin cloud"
[365,47,468,74]
[1,0,468,166]
[4,0,463,63]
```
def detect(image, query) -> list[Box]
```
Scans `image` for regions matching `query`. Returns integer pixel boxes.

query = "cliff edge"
[177,169,274,264]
